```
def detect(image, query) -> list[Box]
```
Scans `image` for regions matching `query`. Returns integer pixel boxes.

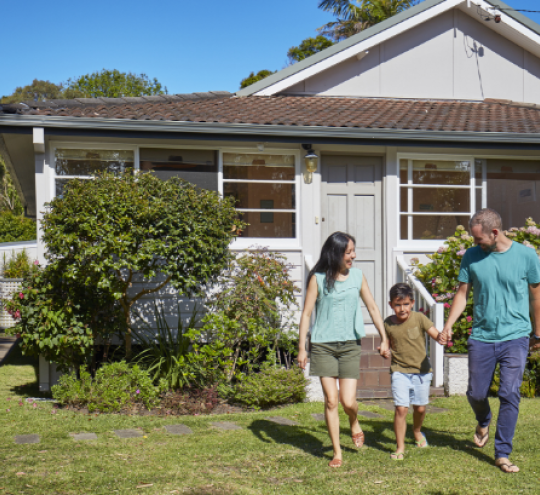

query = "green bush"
[1,249,38,278]
[0,212,36,243]
[51,361,165,413]
[228,362,307,409]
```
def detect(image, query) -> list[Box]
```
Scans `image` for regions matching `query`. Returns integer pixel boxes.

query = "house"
[2,0,540,393]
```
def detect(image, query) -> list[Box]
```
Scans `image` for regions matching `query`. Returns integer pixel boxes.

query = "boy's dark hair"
[389,283,414,302]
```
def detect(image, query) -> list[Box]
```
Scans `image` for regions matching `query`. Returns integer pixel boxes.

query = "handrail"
[396,256,436,306]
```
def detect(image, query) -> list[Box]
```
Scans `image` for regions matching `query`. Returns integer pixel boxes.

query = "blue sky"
[2,0,540,98]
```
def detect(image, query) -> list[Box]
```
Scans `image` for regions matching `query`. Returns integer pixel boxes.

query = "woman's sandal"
[352,430,365,448]
[390,452,404,461]
[328,458,342,468]
[474,424,490,448]
[415,433,429,448]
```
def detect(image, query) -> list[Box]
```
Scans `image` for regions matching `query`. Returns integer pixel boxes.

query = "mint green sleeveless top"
[310,267,365,343]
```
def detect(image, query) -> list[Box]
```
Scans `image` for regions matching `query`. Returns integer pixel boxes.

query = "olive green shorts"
[309,340,361,379]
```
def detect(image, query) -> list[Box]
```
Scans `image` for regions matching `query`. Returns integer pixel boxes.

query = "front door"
[321,155,383,324]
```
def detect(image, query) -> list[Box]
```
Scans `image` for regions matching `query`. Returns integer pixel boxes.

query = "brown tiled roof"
[2,93,540,134]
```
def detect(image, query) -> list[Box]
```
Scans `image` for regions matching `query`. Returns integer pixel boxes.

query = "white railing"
[396,256,445,387]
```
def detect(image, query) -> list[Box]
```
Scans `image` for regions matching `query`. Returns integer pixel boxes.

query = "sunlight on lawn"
[0,345,539,494]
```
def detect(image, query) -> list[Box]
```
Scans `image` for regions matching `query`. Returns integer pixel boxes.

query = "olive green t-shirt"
[384,311,434,374]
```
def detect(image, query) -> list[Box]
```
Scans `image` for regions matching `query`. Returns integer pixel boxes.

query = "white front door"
[321,155,384,326]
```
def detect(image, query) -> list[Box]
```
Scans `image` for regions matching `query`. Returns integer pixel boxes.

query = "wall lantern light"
[302,144,318,184]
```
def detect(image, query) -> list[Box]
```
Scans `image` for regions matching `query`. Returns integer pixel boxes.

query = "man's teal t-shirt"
[458,242,540,343]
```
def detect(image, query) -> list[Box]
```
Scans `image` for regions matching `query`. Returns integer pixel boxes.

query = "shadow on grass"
[249,417,495,468]
[1,340,45,397]
[248,419,358,460]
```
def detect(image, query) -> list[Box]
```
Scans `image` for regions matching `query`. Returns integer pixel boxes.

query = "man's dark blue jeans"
[467,336,529,459]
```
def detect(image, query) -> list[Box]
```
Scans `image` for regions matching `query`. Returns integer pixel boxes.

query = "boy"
[383,283,445,460]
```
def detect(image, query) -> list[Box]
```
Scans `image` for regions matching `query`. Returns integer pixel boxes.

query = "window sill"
[394,240,446,252]
[230,238,301,251]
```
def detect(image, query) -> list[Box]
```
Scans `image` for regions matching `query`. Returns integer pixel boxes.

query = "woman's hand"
[378,339,390,358]
[297,349,308,370]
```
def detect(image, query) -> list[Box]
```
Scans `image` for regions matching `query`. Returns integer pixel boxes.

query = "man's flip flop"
[474,425,490,448]
[497,462,519,473]
[415,433,428,448]
[390,452,404,461]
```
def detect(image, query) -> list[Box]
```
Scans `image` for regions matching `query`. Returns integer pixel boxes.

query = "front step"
[357,336,391,399]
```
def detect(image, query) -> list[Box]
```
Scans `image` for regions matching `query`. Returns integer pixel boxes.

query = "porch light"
[302,144,318,184]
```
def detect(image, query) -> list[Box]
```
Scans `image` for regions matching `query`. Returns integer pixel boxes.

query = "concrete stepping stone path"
[265,416,298,426]
[211,421,242,431]
[311,413,325,421]
[164,424,193,435]
[358,410,384,419]
[15,434,40,444]
[114,429,143,439]
[70,432,98,441]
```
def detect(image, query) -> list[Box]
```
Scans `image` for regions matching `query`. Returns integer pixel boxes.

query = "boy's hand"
[437,332,447,346]
[297,349,308,370]
[378,340,389,358]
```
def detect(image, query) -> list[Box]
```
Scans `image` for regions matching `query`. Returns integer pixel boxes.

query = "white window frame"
[397,153,477,250]
[219,148,301,250]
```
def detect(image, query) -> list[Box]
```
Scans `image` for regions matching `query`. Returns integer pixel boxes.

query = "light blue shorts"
[391,372,432,407]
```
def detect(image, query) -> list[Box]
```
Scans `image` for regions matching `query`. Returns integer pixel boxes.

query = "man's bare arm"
[442,282,471,341]
[529,282,540,351]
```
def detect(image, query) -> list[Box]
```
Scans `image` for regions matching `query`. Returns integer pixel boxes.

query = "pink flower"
[432,294,439,298]
[6,397,11,401]
[437,247,444,254]
[444,303,451,309]
[32,403,37,409]
[136,389,140,394]
[418,307,424,313]
[457,249,466,256]
[19,292,24,299]
[18,402,23,406]
[447,341,454,347]
[51,409,56,415]
[14,310,20,319]
[33,260,39,265]
[466,316,472,322]
[468,328,472,334]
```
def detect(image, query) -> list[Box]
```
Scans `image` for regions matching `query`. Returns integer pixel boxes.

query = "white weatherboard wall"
[285,8,540,104]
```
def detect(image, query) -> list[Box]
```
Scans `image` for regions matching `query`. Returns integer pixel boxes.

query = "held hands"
[377,340,391,359]
[529,337,540,353]
[436,332,448,346]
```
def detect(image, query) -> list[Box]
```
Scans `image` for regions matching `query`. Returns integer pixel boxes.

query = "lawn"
[1,346,539,495]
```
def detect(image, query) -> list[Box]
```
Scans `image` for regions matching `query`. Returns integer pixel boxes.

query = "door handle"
[322,218,325,222]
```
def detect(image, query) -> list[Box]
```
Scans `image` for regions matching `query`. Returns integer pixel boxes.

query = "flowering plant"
[414,218,540,354]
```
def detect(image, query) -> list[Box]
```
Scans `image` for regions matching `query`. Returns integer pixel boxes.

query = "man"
[442,208,540,473]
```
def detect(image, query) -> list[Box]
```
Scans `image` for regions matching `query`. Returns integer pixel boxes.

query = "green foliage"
[4,265,121,372]
[188,248,300,382]
[287,36,334,64]
[41,171,243,356]
[490,353,540,399]
[1,250,38,278]
[240,70,276,89]
[228,361,307,409]
[0,157,24,214]
[0,79,63,104]
[133,303,216,389]
[0,212,36,243]
[63,69,166,98]
[51,362,164,413]
[318,0,419,41]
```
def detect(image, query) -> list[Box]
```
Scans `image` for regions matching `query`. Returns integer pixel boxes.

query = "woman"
[298,232,389,468]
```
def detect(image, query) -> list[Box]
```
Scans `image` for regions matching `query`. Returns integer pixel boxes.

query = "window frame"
[218,148,301,249]
[397,153,477,248]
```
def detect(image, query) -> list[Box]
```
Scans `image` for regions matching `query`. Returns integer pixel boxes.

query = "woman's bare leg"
[338,378,362,436]
[320,377,341,460]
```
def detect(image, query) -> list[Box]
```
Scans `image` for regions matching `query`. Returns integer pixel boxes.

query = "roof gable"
[237,0,540,97]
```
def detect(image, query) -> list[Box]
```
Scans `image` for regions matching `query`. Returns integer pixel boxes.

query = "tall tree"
[1,79,63,104]
[63,69,166,98]
[240,70,276,89]
[318,0,420,41]
[287,36,334,64]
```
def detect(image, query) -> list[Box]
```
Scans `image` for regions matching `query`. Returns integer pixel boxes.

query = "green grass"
[1,346,540,495]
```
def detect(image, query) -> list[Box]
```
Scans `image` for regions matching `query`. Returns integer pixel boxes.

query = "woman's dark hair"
[308,232,356,291]
[389,283,414,302]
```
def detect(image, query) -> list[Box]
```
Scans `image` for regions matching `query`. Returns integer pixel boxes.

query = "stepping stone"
[211,421,242,431]
[311,413,325,421]
[265,416,298,426]
[358,410,384,419]
[164,424,193,435]
[15,434,40,444]
[114,429,142,439]
[70,432,98,441]
[426,407,448,414]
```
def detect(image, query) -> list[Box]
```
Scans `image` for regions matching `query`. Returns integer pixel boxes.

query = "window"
[54,148,134,197]
[400,159,475,240]
[475,159,540,229]
[222,153,296,238]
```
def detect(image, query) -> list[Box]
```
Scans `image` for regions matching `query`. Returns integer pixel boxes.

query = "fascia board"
[3,114,540,145]
[235,0,449,97]
[483,0,540,37]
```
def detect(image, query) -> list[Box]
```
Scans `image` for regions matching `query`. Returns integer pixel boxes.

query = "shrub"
[228,361,307,409]
[0,212,36,243]
[1,250,39,278]
[51,361,165,413]
[189,248,300,382]
[5,264,121,372]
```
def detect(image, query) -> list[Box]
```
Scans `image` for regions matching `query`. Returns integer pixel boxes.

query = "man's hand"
[437,332,447,346]
[297,349,308,370]
[442,326,453,345]
[529,337,540,353]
